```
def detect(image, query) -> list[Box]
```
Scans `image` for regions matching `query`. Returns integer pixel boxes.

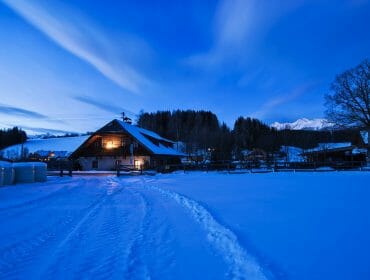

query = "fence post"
[68,160,72,177]
[117,167,120,177]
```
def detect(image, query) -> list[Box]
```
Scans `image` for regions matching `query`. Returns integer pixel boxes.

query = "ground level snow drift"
[0,172,369,279]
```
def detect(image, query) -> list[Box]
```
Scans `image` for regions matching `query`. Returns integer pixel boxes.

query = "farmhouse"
[70,119,184,171]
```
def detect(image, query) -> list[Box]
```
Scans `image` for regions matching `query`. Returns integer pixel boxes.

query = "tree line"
[137,110,363,161]
[138,59,370,160]
[0,127,27,150]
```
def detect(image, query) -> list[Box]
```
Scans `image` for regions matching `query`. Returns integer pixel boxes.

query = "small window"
[92,160,98,169]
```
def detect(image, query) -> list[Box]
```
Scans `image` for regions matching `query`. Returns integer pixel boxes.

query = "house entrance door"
[134,160,141,170]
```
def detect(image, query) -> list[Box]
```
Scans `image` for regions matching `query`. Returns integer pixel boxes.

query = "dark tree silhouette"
[138,110,365,161]
[325,59,370,153]
[0,127,27,150]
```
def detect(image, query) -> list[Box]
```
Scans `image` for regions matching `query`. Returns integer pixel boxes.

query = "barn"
[302,142,367,168]
[70,119,184,171]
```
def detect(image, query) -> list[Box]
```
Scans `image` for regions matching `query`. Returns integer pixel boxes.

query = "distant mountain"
[271,118,334,131]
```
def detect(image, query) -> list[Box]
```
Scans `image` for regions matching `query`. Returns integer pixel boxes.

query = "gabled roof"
[72,119,185,157]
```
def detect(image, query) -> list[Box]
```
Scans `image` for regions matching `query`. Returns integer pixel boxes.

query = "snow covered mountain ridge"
[271,118,334,130]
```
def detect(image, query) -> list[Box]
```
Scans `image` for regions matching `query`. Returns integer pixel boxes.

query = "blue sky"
[0,0,369,134]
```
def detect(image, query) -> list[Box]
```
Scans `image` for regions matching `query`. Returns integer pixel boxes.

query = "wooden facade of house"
[70,119,184,171]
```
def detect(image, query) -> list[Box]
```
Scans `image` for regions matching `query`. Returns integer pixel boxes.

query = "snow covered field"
[1,172,369,279]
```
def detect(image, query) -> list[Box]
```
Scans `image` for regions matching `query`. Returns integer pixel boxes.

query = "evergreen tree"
[0,127,27,150]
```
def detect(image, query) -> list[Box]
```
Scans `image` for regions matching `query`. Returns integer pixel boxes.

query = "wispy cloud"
[0,103,47,119]
[186,0,257,67]
[251,83,316,119]
[73,95,137,117]
[2,0,152,94]
[7,124,77,135]
[21,126,77,135]
[186,0,304,67]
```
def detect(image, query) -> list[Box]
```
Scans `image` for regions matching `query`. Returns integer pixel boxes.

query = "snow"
[0,136,89,159]
[317,142,352,149]
[1,172,369,279]
[0,160,12,167]
[352,148,368,155]
[117,120,185,156]
[280,146,304,162]
[271,118,333,130]
[360,131,368,145]
[303,142,353,154]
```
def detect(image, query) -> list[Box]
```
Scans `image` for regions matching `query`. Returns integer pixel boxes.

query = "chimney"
[121,112,132,124]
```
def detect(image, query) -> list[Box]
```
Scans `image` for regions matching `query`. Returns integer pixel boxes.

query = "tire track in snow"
[123,188,152,280]
[0,178,118,278]
[76,186,150,279]
[114,177,175,279]
[0,214,75,277]
[0,178,80,215]
[40,178,126,278]
[141,182,270,280]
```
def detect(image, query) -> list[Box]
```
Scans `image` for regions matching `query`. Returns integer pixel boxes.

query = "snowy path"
[0,176,268,280]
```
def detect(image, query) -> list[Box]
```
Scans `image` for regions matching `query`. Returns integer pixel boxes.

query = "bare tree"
[325,59,370,155]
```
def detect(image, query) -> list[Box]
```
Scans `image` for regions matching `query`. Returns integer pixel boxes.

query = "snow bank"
[143,184,269,279]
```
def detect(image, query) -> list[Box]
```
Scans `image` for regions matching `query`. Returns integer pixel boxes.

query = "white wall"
[78,156,150,171]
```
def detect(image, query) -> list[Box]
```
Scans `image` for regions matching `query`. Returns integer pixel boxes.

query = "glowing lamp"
[106,141,114,149]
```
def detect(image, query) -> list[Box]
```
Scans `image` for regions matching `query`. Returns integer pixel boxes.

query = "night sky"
[1,0,369,134]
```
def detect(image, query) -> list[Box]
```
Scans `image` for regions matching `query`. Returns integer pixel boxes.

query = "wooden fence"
[46,159,369,177]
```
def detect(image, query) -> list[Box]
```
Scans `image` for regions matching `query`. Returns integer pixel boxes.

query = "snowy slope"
[1,173,369,279]
[0,136,89,159]
[271,118,333,130]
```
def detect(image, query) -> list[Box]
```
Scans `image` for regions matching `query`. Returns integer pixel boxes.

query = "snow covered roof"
[304,142,354,154]
[317,142,352,150]
[352,148,367,155]
[117,120,176,144]
[115,120,184,156]
[0,136,89,159]
[360,131,368,145]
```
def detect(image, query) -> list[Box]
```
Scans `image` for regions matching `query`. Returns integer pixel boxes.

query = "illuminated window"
[102,136,121,149]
